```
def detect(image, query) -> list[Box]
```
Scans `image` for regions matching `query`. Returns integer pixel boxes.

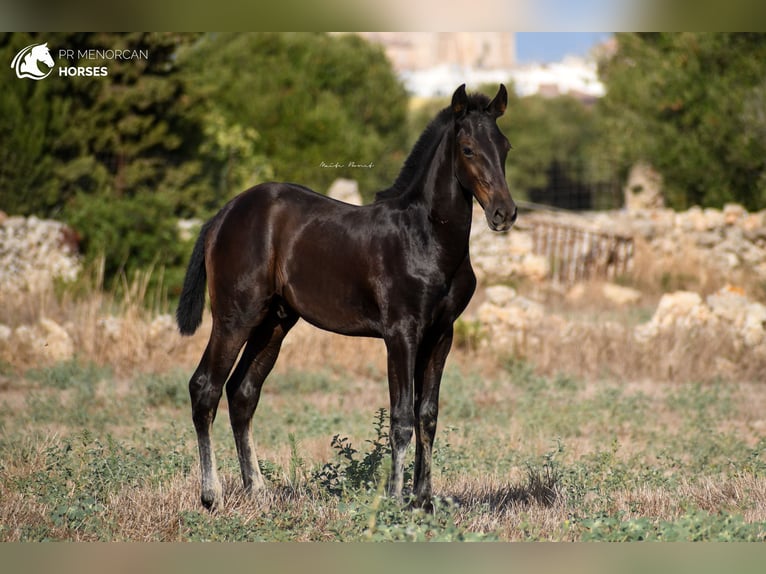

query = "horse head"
[31,43,55,68]
[451,84,517,232]
[16,43,54,79]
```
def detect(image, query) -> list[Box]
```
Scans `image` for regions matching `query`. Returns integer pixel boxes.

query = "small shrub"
[363,495,496,541]
[313,408,392,496]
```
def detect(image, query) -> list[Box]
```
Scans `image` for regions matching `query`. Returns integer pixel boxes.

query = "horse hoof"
[408,497,434,514]
[201,490,223,512]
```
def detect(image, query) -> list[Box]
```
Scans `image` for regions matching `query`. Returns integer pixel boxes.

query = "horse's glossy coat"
[176,84,517,511]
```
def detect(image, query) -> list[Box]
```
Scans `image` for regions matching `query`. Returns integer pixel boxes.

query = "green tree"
[0,33,224,286]
[179,32,409,201]
[597,33,766,210]
[0,33,67,216]
[500,92,615,206]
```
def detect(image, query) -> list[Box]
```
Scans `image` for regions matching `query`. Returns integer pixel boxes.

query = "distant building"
[355,32,516,71]
[509,56,605,99]
[354,32,604,100]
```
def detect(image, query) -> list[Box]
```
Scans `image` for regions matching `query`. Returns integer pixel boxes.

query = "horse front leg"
[413,326,453,512]
[384,334,417,502]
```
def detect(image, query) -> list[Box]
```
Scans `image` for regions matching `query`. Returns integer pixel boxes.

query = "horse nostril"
[510,205,518,224]
[492,208,506,225]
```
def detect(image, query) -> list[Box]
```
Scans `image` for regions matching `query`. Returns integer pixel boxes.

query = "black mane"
[375,92,492,202]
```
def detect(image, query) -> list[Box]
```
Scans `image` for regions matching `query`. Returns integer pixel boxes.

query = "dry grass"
[517,317,766,382]
[2,256,766,541]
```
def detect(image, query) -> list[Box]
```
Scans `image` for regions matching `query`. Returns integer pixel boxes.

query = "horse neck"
[418,130,474,243]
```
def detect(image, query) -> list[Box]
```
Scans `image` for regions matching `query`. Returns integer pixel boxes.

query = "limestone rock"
[475,287,546,351]
[0,215,80,295]
[327,178,363,206]
[624,162,664,211]
[635,286,766,349]
[484,285,517,307]
[602,283,642,306]
[634,291,715,342]
[4,317,74,364]
[38,317,74,362]
[707,285,750,326]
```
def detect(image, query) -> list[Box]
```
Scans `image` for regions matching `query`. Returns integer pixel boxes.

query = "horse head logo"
[11,42,55,80]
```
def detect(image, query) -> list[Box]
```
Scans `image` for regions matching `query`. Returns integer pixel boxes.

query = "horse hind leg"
[189,326,248,511]
[226,307,298,495]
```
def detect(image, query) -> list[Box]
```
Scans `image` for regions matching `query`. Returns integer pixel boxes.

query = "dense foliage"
[4,32,766,295]
[597,33,766,210]
[0,32,409,291]
[178,32,409,201]
[500,92,619,209]
[1,32,212,285]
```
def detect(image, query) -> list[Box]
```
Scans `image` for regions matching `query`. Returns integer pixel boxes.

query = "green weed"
[313,408,392,497]
[581,510,766,542]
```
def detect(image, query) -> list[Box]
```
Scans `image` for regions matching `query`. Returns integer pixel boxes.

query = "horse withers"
[176,84,517,511]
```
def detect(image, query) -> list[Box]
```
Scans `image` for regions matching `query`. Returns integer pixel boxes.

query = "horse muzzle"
[485,201,517,232]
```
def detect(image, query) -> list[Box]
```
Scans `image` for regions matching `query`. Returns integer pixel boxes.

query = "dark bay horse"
[176,84,517,511]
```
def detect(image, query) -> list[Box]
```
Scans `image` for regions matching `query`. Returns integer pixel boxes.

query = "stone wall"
[0,212,81,296]
[467,202,766,380]
[587,204,766,281]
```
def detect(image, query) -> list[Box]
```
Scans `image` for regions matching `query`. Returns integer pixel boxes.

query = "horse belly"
[280,238,382,337]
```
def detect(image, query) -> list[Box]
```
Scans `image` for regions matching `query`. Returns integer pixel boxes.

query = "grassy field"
[2,329,765,541]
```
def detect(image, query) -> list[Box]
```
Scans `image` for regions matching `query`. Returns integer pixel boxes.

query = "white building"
[355,32,605,100]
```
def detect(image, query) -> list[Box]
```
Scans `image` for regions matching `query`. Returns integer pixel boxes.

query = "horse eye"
[462,147,474,157]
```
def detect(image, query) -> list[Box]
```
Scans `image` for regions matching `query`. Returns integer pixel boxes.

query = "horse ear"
[452,84,468,119]
[487,84,508,118]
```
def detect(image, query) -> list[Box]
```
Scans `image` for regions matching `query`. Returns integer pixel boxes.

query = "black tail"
[176,218,214,336]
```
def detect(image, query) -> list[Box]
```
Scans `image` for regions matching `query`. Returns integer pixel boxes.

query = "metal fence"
[528,217,634,285]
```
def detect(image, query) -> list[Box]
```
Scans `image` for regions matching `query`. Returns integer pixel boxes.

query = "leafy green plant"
[581,511,766,542]
[313,408,392,497]
[599,33,766,210]
[362,495,496,542]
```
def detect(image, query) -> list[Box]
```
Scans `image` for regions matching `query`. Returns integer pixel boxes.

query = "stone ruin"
[0,211,81,295]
